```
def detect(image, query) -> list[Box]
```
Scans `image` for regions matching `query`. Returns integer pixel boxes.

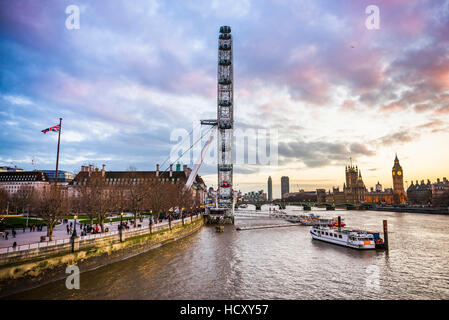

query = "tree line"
[0,174,201,241]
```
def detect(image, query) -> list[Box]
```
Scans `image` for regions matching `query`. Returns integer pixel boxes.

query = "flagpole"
[55,118,62,185]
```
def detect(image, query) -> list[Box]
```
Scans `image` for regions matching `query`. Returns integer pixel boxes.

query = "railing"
[0,238,72,254]
[0,215,201,255]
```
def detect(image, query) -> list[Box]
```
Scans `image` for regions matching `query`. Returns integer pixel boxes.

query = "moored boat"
[310,225,380,250]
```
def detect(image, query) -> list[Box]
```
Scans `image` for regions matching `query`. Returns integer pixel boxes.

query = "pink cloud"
[340,99,357,113]
[380,101,406,113]
[413,103,432,113]
[434,105,449,115]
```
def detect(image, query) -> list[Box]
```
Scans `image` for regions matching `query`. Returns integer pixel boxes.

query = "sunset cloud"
[1,0,448,194]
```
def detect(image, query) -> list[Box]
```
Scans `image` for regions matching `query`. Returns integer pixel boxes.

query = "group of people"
[82,224,100,236]
[2,225,41,240]
[29,225,42,232]
[66,221,101,236]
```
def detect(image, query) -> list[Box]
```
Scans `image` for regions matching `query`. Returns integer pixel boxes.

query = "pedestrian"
[69,226,73,234]
[5,231,8,240]
[12,241,17,249]
[29,225,32,232]
[12,229,16,238]
[66,225,70,235]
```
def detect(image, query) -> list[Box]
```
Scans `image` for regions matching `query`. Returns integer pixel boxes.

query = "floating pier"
[236,224,301,231]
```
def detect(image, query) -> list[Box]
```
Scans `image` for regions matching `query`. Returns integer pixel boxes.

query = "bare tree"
[0,189,9,214]
[75,182,96,226]
[146,178,172,223]
[89,174,115,232]
[31,185,71,241]
[75,173,115,232]
[123,172,149,226]
[12,185,35,215]
[126,178,148,227]
[172,182,193,225]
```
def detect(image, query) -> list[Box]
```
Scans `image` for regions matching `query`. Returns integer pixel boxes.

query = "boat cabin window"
[339,235,342,238]
[325,232,328,236]
[334,234,337,237]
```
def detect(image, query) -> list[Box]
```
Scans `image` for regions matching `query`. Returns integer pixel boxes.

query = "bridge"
[236,201,375,211]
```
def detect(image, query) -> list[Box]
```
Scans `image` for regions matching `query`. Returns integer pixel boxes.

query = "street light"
[72,215,78,238]
[119,212,124,242]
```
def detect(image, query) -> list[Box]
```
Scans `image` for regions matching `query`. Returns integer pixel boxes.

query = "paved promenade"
[0,215,171,249]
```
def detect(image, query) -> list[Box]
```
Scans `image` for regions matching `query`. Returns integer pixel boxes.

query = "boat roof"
[312,226,374,237]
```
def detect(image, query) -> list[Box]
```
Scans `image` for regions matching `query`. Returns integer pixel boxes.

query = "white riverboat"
[310,226,377,250]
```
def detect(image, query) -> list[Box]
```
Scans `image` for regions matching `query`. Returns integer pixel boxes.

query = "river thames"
[9,207,449,299]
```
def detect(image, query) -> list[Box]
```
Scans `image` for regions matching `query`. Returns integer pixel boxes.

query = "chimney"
[156,164,160,177]
[444,177,447,183]
[169,164,173,177]
[183,165,191,178]
[102,164,106,176]
[437,178,440,183]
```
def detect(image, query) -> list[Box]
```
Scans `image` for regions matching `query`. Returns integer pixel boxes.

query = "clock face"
[398,171,402,176]
[392,171,396,176]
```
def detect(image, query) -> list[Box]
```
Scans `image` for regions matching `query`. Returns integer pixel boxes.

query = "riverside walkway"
[0,214,184,252]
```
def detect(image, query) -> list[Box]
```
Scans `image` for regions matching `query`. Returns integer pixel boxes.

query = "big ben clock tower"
[392,154,406,204]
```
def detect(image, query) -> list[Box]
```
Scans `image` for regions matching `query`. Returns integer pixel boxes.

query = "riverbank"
[374,207,449,214]
[0,215,203,298]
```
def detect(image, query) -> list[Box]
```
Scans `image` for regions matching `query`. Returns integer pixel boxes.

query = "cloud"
[416,119,444,129]
[414,103,432,113]
[379,130,418,146]
[279,139,375,168]
[434,104,449,115]
[380,101,407,113]
[0,0,448,184]
[3,95,33,106]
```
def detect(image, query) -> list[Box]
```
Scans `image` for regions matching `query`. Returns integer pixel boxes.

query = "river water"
[8,207,449,299]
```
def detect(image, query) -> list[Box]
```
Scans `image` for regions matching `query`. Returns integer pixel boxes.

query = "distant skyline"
[1,1,448,198]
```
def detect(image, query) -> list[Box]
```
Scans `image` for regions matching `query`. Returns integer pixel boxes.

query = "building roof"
[0,171,49,182]
[70,170,206,188]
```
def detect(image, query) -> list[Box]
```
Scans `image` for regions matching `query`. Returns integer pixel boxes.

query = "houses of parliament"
[325,155,406,204]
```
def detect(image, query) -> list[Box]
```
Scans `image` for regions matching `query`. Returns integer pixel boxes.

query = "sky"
[1,0,448,198]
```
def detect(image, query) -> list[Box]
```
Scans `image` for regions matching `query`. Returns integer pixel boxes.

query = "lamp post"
[72,215,78,238]
[119,212,124,242]
[168,209,172,230]
[149,210,153,234]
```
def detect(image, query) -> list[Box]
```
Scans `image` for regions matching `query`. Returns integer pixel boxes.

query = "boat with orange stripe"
[310,225,380,250]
